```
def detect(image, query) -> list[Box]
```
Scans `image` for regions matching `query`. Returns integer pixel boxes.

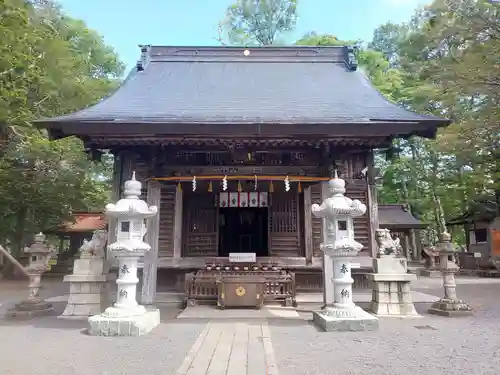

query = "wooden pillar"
[303,186,314,265]
[366,152,379,258]
[321,181,334,306]
[403,232,411,260]
[141,180,161,305]
[410,229,419,261]
[107,153,122,247]
[173,187,183,259]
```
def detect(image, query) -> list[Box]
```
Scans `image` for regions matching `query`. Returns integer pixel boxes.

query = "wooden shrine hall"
[36,45,449,304]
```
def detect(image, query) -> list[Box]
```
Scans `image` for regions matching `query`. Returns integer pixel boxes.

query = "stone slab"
[420,269,442,278]
[367,273,416,282]
[178,305,300,320]
[373,256,408,274]
[312,309,379,332]
[6,305,55,319]
[428,308,474,317]
[87,308,160,336]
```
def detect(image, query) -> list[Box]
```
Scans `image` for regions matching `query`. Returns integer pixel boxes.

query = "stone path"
[176,321,279,375]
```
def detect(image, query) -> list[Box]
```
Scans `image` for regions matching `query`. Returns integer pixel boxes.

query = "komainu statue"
[79,230,108,258]
[375,228,403,256]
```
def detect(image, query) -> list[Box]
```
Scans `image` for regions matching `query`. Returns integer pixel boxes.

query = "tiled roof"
[59,213,107,233]
[378,204,426,230]
[36,46,449,136]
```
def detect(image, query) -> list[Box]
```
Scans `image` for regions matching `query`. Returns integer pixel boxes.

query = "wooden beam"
[141,180,161,305]
[303,186,314,265]
[173,187,183,259]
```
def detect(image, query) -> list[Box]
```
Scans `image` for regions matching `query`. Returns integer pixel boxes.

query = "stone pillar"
[88,172,160,336]
[367,228,419,317]
[311,174,378,332]
[6,233,56,319]
[428,232,473,317]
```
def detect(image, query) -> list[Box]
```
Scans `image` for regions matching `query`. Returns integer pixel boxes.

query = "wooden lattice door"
[268,192,301,257]
[183,193,218,257]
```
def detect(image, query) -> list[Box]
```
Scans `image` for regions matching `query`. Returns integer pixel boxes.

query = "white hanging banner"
[218,192,268,208]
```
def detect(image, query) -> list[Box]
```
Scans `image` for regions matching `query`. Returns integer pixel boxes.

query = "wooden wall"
[158,186,176,257]
[269,192,302,257]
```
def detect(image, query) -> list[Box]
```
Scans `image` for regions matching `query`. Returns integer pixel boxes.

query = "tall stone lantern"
[88,172,160,336]
[7,233,56,318]
[311,174,379,331]
[428,232,473,317]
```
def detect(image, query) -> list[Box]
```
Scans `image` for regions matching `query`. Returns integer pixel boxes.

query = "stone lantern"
[7,232,56,319]
[88,172,159,336]
[311,174,378,331]
[428,232,473,317]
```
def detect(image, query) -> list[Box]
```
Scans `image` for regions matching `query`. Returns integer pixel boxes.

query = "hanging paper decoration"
[298,181,302,193]
[254,175,258,191]
[219,192,268,207]
[237,180,242,192]
[222,175,228,191]
[208,181,213,192]
[177,182,182,192]
[192,176,196,192]
[269,181,274,193]
[284,176,290,192]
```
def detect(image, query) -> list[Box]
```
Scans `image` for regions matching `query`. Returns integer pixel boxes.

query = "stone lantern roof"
[24,233,52,255]
[324,174,366,217]
[105,172,158,219]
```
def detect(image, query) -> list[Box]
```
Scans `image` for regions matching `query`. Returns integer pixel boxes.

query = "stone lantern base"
[88,307,160,337]
[312,306,379,332]
[6,298,54,319]
[428,298,473,317]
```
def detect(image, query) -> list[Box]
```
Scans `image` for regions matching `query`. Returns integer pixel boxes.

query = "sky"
[58,0,427,70]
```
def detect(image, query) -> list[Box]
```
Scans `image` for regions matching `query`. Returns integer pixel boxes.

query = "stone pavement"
[176,322,279,375]
[1,276,500,375]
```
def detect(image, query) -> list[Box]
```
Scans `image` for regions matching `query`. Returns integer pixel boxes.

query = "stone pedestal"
[367,256,419,317]
[428,233,473,317]
[60,258,113,319]
[7,298,54,319]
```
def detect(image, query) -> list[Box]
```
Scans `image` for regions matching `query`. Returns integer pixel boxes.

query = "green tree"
[219,0,298,45]
[0,0,124,264]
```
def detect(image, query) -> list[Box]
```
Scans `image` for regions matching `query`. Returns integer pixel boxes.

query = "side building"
[36,45,449,297]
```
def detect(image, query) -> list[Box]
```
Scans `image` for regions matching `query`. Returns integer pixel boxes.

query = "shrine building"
[36,45,449,299]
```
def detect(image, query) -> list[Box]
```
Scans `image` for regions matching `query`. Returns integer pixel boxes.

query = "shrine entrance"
[218,207,268,256]
[217,192,269,257]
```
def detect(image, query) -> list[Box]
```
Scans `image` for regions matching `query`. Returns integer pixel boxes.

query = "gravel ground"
[270,277,500,375]
[0,312,204,375]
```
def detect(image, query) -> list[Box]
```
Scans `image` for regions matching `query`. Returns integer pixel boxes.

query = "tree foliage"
[0,0,123,259]
[221,0,499,245]
[219,0,297,45]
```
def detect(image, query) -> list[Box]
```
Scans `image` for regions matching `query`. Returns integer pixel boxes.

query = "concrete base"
[428,298,473,317]
[88,308,160,336]
[6,299,54,320]
[60,278,109,319]
[420,269,441,278]
[312,306,379,332]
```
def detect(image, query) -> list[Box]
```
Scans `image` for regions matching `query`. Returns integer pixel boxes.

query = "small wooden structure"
[447,197,498,269]
[378,204,426,261]
[185,263,296,307]
[35,45,450,301]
